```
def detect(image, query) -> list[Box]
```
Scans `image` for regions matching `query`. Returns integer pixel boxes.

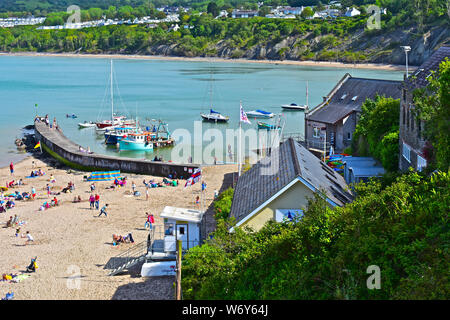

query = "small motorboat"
[78,121,96,128]
[246,109,275,118]
[104,126,141,145]
[257,121,281,130]
[66,113,78,118]
[200,109,229,123]
[281,103,308,111]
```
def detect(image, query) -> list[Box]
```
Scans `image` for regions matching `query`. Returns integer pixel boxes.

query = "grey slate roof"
[405,46,450,89]
[230,138,353,225]
[307,74,402,124]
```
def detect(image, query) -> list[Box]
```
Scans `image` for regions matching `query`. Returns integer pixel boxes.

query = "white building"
[345,7,361,17]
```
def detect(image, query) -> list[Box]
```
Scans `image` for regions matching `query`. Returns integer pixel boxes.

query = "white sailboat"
[200,68,229,123]
[281,81,309,111]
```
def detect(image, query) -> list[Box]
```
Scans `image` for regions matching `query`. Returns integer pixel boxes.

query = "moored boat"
[246,109,274,118]
[257,121,281,130]
[281,103,308,110]
[78,121,96,128]
[118,132,154,151]
[201,109,229,123]
[104,126,141,145]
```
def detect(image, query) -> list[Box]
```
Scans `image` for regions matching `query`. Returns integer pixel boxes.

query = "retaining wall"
[34,118,198,179]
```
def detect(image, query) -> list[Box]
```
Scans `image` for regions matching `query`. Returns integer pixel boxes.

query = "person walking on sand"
[195,196,200,208]
[89,194,95,210]
[9,162,14,176]
[46,184,51,198]
[98,204,108,217]
[145,185,149,201]
[94,194,100,210]
[31,186,36,200]
[132,181,136,194]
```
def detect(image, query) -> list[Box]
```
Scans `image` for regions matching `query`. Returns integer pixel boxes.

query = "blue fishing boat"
[257,121,281,130]
[118,132,154,151]
[104,126,141,145]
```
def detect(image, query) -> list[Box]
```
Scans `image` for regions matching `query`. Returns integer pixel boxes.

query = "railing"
[105,240,148,275]
[305,138,332,151]
[282,132,306,142]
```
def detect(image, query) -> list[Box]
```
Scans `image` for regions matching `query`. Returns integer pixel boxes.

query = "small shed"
[160,206,204,252]
[342,157,377,183]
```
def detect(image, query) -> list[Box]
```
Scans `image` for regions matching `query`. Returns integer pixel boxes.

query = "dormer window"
[340,94,347,100]
[352,96,358,101]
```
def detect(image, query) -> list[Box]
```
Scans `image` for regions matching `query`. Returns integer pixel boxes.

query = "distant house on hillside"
[232,10,259,18]
[280,6,303,15]
[229,138,353,232]
[399,46,450,172]
[344,7,361,17]
[305,74,401,155]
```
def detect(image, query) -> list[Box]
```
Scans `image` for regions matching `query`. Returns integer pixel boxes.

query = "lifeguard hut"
[106,206,204,277]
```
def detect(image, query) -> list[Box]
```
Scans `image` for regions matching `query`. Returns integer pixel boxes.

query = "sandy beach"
[0,155,236,300]
[0,52,411,71]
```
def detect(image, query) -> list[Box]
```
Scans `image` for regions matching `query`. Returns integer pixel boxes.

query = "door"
[176,224,188,250]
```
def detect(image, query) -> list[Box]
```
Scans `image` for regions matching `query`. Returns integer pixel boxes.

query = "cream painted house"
[230,138,353,232]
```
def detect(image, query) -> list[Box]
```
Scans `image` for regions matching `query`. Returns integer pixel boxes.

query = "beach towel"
[87,171,121,182]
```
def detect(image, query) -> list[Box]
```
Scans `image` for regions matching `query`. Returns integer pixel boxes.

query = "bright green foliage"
[413,58,450,172]
[214,187,234,220]
[182,170,450,299]
[353,96,400,172]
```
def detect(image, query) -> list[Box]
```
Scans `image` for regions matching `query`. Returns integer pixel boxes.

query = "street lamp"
[401,46,411,78]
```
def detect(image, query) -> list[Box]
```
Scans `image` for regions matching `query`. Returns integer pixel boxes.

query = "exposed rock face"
[136,25,449,66]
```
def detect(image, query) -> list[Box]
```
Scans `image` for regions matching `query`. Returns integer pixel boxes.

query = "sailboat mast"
[111,60,114,122]
[306,81,309,107]
[209,70,213,109]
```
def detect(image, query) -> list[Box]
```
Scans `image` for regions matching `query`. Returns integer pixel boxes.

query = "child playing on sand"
[31,187,36,199]
[98,204,108,217]
[46,184,51,198]
[49,175,56,183]
[22,231,34,245]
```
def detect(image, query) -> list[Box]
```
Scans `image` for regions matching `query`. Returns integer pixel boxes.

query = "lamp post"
[400,46,411,78]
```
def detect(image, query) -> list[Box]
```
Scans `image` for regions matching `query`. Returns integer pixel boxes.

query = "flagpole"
[238,101,242,177]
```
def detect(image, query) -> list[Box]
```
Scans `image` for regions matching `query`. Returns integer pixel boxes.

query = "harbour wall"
[34,118,198,178]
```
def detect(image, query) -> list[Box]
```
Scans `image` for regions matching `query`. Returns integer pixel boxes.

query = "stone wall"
[34,119,198,179]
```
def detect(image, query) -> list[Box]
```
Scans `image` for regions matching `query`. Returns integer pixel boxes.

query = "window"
[347,132,351,140]
[402,142,411,163]
[402,106,406,125]
[275,209,304,222]
[313,127,321,138]
[402,89,406,101]
[165,223,174,235]
[351,96,358,101]
[178,227,185,235]
[417,155,427,172]
[340,94,347,100]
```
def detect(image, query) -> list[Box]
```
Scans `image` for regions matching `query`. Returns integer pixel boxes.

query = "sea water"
[0,56,403,167]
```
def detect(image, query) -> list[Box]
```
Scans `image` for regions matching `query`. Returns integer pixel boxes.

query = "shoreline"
[0,52,412,71]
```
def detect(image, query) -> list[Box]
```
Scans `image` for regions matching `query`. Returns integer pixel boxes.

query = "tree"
[207,2,220,18]
[413,58,450,171]
[301,7,314,19]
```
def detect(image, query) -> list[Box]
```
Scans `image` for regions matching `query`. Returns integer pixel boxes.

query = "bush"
[214,187,234,220]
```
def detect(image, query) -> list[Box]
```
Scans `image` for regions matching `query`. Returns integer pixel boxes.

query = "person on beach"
[98,204,108,217]
[89,194,95,209]
[90,183,95,192]
[31,187,36,199]
[195,196,200,207]
[9,162,14,176]
[132,181,136,193]
[46,184,51,198]
[94,194,100,210]
[15,227,20,237]
[144,213,154,230]
[22,231,34,245]
[145,186,149,201]
[32,161,35,169]
[49,174,56,183]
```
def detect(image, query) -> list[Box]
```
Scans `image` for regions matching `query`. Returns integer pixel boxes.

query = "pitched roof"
[306,74,402,124]
[230,138,353,225]
[405,46,450,89]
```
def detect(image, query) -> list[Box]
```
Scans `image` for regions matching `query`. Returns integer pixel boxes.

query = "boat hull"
[119,140,154,151]
[281,105,307,110]
[201,114,229,122]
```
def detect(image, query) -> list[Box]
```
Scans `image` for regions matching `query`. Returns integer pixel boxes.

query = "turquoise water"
[0,56,403,166]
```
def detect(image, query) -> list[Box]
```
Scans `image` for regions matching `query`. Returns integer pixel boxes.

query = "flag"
[185,168,202,188]
[240,103,251,124]
[34,142,41,149]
